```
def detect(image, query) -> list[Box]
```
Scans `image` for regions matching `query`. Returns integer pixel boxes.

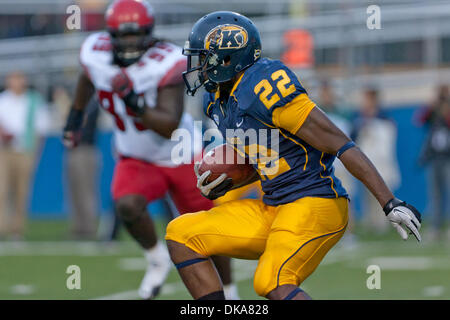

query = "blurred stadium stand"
[2,1,450,102]
[0,0,448,219]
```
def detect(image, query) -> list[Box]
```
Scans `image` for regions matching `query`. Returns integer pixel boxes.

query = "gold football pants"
[166,196,348,297]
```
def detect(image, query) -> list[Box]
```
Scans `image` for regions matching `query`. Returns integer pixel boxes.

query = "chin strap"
[204,80,218,93]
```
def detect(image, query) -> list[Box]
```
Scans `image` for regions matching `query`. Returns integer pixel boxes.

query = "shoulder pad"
[80,32,112,68]
[232,58,308,126]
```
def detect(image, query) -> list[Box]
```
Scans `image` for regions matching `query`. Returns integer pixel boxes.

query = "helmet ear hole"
[223,55,231,65]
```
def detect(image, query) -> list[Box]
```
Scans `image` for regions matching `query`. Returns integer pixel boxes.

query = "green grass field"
[1,219,449,300]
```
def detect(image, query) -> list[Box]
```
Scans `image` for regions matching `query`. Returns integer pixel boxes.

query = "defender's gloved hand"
[383,198,422,242]
[111,70,133,98]
[62,108,84,148]
[111,70,146,116]
[194,163,233,200]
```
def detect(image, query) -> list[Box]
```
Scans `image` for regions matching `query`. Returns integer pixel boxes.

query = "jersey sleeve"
[155,42,187,88]
[79,32,111,83]
[236,59,315,132]
[271,92,316,134]
[157,56,187,88]
[79,33,97,79]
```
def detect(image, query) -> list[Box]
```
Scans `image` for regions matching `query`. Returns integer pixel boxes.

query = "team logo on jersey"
[204,24,248,50]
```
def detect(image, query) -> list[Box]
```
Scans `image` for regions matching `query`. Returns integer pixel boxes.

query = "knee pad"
[253,261,275,297]
[253,252,300,297]
[254,265,301,297]
[115,196,147,223]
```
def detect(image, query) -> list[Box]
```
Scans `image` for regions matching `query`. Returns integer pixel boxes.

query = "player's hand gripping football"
[111,70,146,116]
[383,198,422,242]
[194,162,233,200]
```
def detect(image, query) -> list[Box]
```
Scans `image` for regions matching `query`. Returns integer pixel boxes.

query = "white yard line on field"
[93,281,186,300]
[0,241,139,256]
[10,284,35,295]
[364,256,450,271]
[94,289,140,300]
[366,257,434,270]
[0,239,434,258]
[118,257,148,271]
[422,285,445,297]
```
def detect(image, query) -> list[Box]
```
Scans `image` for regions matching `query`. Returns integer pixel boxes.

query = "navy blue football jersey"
[203,58,348,206]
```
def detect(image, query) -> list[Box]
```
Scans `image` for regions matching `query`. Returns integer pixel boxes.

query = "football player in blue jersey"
[165,11,422,300]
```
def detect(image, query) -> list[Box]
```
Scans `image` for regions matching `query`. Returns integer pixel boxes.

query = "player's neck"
[219,71,244,98]
[219,81,233,98]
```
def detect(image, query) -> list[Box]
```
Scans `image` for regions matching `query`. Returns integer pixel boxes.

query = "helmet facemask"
[182,42,220,96]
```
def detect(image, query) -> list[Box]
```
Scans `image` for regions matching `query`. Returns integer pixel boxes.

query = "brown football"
[198,144,255,185]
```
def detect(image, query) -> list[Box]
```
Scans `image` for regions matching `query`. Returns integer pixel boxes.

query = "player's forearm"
[295,107,394,207]
[73,72,95,111]
[139,109,180,138]
[230,170,260,191]
[63,72,94,147]
[339,147,394,208]
[143,84,184,138]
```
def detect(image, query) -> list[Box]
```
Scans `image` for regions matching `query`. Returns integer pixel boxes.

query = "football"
[198,144,256,186]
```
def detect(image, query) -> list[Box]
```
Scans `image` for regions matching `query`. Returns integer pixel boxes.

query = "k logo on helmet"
[205,24,249,50]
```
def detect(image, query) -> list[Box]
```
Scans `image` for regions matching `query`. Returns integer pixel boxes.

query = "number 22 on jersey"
[253,69,296,109]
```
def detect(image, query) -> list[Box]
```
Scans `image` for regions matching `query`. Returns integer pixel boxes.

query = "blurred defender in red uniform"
[62,0,238,299]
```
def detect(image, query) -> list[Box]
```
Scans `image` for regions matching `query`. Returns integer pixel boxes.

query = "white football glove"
[383,198,422,242]
[194,163,233,200]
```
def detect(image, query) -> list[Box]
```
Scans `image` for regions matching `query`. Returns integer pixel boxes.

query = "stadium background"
[0,0,449,300]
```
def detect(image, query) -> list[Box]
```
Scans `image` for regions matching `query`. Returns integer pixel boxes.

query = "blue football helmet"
[182,11,262,96]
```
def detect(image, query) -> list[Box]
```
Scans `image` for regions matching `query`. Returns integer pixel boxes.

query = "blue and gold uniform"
[166,58,349,297]
[204,58,347,205]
